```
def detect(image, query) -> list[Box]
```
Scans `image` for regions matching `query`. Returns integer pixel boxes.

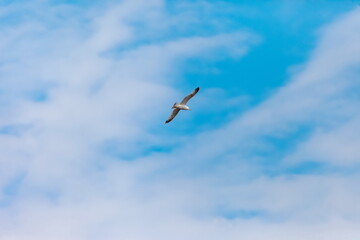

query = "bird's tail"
[172,102,177,109]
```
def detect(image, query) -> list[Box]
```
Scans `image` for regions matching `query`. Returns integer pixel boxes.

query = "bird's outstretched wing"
[180,87,200,104]
[165,108,180,124]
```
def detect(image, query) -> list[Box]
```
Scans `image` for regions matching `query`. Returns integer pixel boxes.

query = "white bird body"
[165,87,199,124]
[173,103,190,110]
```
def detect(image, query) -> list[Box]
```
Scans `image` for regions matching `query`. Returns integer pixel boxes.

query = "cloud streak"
[1,1,360,239]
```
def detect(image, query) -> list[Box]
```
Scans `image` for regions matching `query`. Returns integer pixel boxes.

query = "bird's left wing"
[180,87,200,104]
[165,108,180,124]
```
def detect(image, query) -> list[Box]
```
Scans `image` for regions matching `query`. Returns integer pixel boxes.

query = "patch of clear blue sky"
[155,0,357,137]
[181,0,356,100]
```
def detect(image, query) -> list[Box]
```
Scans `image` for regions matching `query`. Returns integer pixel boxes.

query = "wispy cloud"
[0,0,258,239]
[1,1,360,239]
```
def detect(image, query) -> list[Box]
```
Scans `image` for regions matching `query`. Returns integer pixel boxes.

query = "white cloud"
[0,1,258,239]
[1,1,360,240]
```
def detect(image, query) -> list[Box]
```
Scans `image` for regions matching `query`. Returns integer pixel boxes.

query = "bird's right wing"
[165,108,180,124]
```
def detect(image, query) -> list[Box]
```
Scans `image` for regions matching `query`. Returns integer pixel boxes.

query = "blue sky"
[1,0,360,239]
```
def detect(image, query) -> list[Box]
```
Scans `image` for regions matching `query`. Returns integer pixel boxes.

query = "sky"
[1,0,360,239]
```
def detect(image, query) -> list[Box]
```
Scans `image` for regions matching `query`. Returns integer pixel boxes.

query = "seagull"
[165,87,200,124]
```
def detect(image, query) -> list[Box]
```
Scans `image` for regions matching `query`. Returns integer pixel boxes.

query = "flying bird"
[165,87,200,124]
